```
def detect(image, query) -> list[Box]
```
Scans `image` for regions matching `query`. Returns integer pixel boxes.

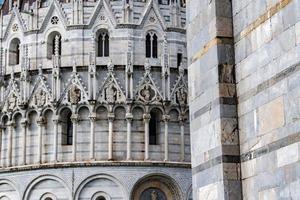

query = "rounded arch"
[0,114,9,125]
[41,107,55,118]
[56,106,72,116]
[149,106,165,115]
[46,31,62,59]
[130,105,145,114]
[11,111,22,122]
[94,104,109,114]
[26,109,39,119]
[8,37,21,66]
[23,175,71,200]
[130,173,183,200]
[76,105,91,114]
[112,105,126,113]
[143,26,164,39]
[74,174,128,200]
[0,179,20,200]
[91,24,112,36]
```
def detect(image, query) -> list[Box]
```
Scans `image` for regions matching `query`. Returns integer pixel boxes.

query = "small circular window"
[51,16,59,25]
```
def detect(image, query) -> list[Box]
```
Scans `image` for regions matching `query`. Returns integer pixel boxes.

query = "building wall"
[187,0,300,199]
[233,0,300,199]
[0,165,192,200]
[0,0,192,199]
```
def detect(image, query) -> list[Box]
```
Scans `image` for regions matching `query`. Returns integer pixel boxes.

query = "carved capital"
[71,114,79,123]
[37,117,45,125]
[163,115,170,122]
[126,113,133,122]
[108,113,115,121]
[89,113,97,121]
[143,113,151,123]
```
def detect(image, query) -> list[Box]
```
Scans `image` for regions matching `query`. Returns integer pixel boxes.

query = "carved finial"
[10,68,15,80]
[107,59,114,72]
[72,60,77,73]
[54,35,60,56]
[144,59,151,73]
[179,62,184,76]
[38,64,43,75]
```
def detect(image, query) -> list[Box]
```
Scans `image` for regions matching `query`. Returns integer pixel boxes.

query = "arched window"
[97,31,109,57]
[9,38,21,65]
[47,32,61,59]
[149,111,158,145]
[61,109,73,145]
[145,32,158,58]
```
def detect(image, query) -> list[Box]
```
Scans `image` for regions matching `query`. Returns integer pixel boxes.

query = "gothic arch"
[130,173,183,200]
[74,174,128,200]
[23,175,71,200]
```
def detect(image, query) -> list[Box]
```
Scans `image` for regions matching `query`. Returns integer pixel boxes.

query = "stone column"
[0,125,3,167]
[126,113,133,160]
[179,117,185,162]
[108,113,114,160]
[163,115,170,161]
[7,121,14,167]
[71,114,78,162]
[37,117,44,164]
[89,113,96,160]
[52,116,59,163]
[21,120,27,165]
[143,114,151,160]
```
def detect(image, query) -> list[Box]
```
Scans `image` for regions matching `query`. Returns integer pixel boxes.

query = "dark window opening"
[149,111,158,145]
[145,32,158,59]
[98,32,109,57]
[177,53,182,68]
[9,38,21,65]
[146,33,151,58]
[66,112,73,145]
[152,34,158,58]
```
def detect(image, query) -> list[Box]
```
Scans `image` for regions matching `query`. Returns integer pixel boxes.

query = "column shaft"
[143,114,150,160]
[108,114,114,160]
[53,119,59,162]
[21,121,27,165]
[89,115,96,160]
[126,115,132,160]
[180,121,185,161]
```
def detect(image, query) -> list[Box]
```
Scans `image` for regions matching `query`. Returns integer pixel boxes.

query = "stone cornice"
[0,161,191,174]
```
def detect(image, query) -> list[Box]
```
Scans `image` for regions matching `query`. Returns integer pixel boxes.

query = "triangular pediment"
[135,70,163,104]
[28,74,52,108]
[170,74,188,106]
[39,0,69,31]
[58,72,88,106]
[139,0,166,30]
[1,79,21,112]
[87,0,117,28]
[97,72,126,104]
[3,8,27,40]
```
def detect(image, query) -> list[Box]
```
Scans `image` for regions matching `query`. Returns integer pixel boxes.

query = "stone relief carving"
[136,77,162,104]
[99,77,125,104]
[68,85,81,104]
[8,92,18,110]
[33,89,47,107]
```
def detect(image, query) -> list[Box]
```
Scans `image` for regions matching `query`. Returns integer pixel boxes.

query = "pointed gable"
[1,78,21,112]
[139,0,167,30]
[87,0,117,28]
[28,70,52,108]
[170,66,188,106]
[58,70,88,106]
[3,8,27,40]
[39,0,69,31]
[135,62,163,104]
[97,68,126,104]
